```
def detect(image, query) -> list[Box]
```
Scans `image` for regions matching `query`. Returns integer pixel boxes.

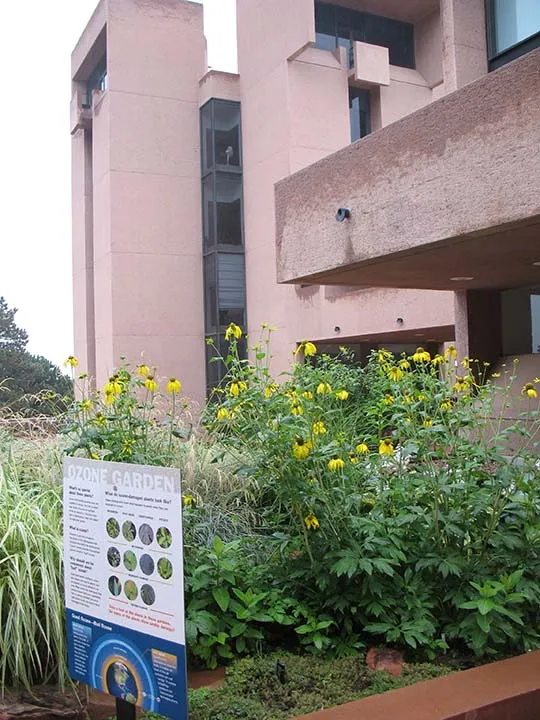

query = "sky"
[0,0,236,368]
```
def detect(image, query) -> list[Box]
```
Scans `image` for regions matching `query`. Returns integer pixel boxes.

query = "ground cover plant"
[0,325,539,701]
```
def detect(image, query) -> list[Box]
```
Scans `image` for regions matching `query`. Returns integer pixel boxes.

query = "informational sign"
[63,457,187,718]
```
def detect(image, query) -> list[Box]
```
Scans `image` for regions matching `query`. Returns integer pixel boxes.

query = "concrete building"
[71,0,540,403]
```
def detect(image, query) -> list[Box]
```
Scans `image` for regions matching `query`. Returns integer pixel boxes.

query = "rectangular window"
[203,254,217,332]
[488,0,540,67]
[85,56,107,108]
[215,175,243,246]
[314,2,415,70]
[218,253,246,329]
[349,88,371,143]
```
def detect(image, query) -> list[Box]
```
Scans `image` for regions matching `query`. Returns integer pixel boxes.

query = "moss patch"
[134,651,451,720]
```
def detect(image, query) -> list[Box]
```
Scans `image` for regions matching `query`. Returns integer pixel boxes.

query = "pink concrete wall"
[238,0,455,377]
[72,0,207,402]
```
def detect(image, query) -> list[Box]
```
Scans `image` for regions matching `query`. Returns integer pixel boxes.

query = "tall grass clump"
[0,448,65,690]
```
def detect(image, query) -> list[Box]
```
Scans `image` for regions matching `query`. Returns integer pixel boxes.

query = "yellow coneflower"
[293,438,311,460]
[417,393,426,402]
[145,375,158,393]
[432,355,444,367]
[379,438,394,456]
[302,390,314,400]
[167,377,181,394]
[335,389,349,401]
[104,389,115,406]
[304,512,320,530]
[522,382,538,399]
[229,379,247,397]
[183,494,196,508]
[378,349,392,364]
[317,382,332,395]
[225,322,242,341]
[264,384,278,398]
[412,347,431,363]
[403,394,413,404]
[79,399,93,412]
[388,366,403,382]
[64,355,79,368]
[137,364,151,377]
[441,398,453,411]
[94,412,107,427]
[423,418,433,428]
[349,452,359,465]
[383,393,394,405]
[356,442,369,455]
[328,456,345,471]
[216,407,231,421]
[291,399,304,416]
[453,375,469,393]
[399,359,411,371]
[491,372,501,379]
[444,345,457,361]
[104,376,123,396]
[312,421,327,435]
[295,340,317,357]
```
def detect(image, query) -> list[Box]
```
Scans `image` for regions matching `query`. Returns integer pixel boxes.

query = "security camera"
[335,208,351,222]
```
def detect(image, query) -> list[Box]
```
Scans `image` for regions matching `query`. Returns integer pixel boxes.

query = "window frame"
[486,0,540,70]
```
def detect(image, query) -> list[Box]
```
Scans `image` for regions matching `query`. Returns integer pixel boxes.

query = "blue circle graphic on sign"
[89,634,158,711]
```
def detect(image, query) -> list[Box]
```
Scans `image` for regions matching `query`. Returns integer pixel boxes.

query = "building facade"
[71,0,540,403]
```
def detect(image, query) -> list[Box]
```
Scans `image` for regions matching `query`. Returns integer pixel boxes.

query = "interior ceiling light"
[450,276,474,281]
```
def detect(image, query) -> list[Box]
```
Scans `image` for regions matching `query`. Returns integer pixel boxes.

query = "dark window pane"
[314,1,415,69]
[215,175,243,246]
[349,88,371,142]
[204,254,217,332]
[200,102,213,172]
[490,0,540,55]
[214,101,241,168]
[218,253,246,312]
[85,56,107,107]
[364,12,415,68]
[205,336,226,390]
[315,32,337,50]
[202,175,215,249]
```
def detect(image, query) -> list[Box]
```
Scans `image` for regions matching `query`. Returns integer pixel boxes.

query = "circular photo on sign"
[107,547,120,568]
[123,550,137,572]
[106,661,139,705]
[139,523,154,546]
[139,554,155,576]
[108,576,122,596]
[156,527,172,549]
[124,580,138,601]
[157,558,173,580]
[140,584,156,606]
[106,518,120,539]
[122,521,137,542]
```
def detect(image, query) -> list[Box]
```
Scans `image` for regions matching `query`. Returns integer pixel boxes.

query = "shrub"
[206,328,540,658]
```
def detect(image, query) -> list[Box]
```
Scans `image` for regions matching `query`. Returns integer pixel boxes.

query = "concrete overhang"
[275,49,540,292]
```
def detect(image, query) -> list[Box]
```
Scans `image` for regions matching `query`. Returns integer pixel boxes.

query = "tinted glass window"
[215,175,243,246]
[202,175,215,249]
[314,1,415,69]
[349,88,371,142]
[489,0,540,55]
[214,102,241,168]
[200,102,213,172]
[203,254,217,332]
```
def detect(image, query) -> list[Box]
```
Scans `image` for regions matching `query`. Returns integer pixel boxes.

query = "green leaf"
[213,536,225,557]
[212,586,230,612]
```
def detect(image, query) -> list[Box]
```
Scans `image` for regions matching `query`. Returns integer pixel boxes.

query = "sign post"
[63,457,188,719]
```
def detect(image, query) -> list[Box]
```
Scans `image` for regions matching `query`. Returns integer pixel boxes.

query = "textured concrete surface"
[276,49,540,289]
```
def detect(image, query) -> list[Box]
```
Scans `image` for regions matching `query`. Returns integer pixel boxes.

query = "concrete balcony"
[275,48,540,292]
[349,41,390,88]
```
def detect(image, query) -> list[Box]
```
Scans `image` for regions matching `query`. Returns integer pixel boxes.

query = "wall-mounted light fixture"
[335,208,351,222]
[396,317,404,325]
[334,326,341,333]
